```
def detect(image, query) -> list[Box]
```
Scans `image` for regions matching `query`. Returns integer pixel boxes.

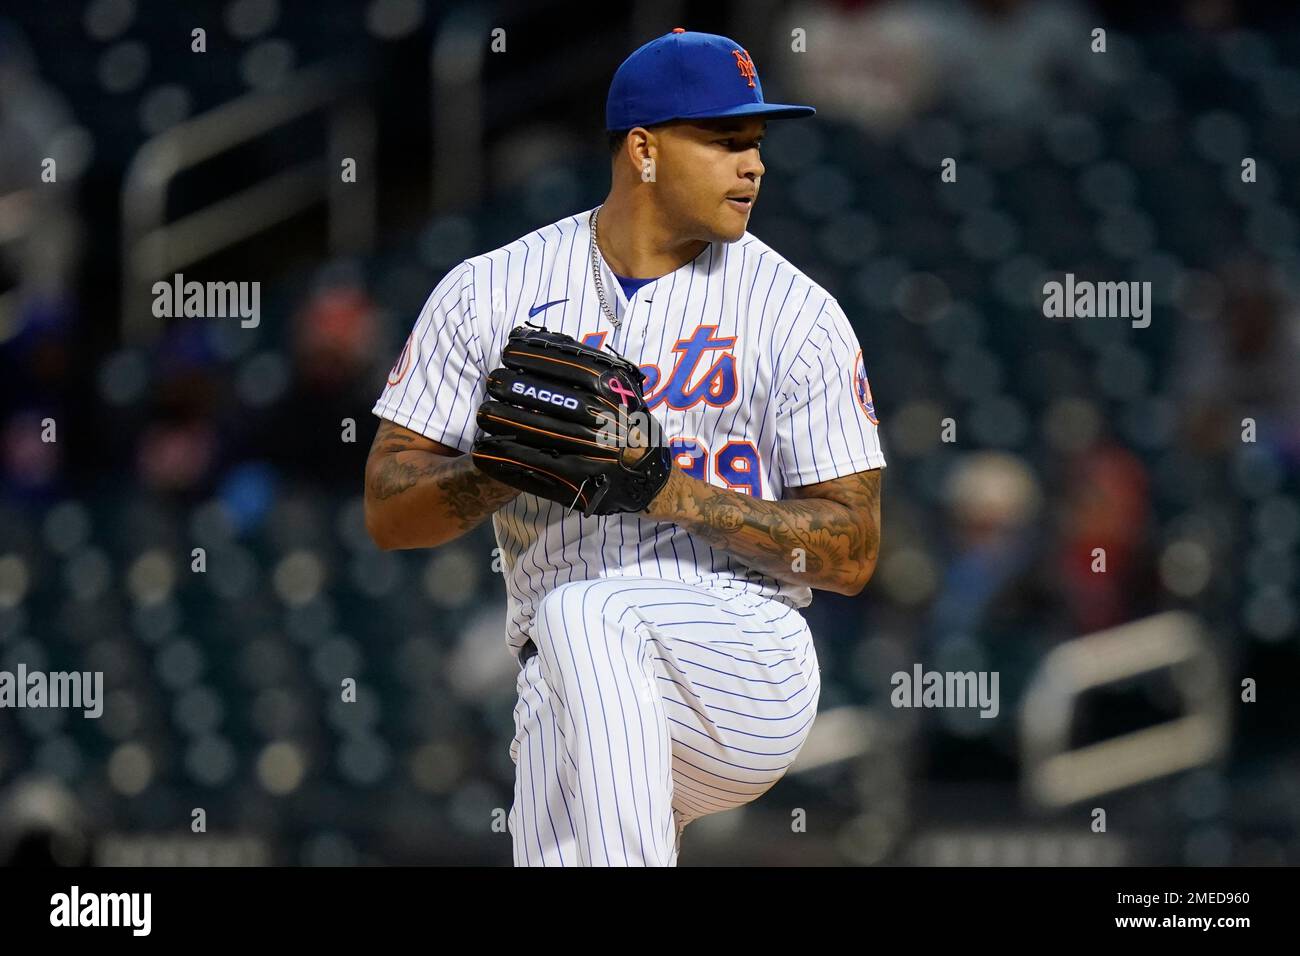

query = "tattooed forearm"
[364,420,520,548]
[368,454,517,531]
[368,452,441,501]
[643,467,882,595]
[438,456,522,530]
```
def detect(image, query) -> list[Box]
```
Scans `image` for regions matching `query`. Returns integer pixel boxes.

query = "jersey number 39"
[669,438,761,497]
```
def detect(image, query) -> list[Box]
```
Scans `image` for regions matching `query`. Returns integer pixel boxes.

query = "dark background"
[0,0,1297,865]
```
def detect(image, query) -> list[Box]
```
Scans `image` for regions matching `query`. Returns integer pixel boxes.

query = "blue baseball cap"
[606,28,815,132]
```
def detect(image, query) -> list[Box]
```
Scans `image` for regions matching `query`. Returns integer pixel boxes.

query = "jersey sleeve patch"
[852,348,878,425]
[387,332,414,386]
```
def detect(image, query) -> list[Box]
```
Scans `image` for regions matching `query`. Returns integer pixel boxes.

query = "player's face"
[651,118,766,243]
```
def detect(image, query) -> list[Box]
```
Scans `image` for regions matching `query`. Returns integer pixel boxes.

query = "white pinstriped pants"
[507,577,822,866]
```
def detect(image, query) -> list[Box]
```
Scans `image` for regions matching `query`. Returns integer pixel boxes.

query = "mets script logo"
[852,349,878,425]
[387,333,413,386]
[731,49,756,89]
[581,325,737,412]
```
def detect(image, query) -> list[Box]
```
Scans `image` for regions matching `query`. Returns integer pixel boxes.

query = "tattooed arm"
[642,466,882,596]
[364,419,521,550]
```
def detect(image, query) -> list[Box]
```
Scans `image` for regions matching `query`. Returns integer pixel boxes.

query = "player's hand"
[470,325,672,517]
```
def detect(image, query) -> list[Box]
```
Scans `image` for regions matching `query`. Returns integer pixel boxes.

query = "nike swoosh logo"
[528,299,568,317]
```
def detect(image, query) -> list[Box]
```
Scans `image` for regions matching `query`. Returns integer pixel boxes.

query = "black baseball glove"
[470,325,672,517]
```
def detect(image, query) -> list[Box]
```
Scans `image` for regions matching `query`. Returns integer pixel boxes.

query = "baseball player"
[364,28,885,866]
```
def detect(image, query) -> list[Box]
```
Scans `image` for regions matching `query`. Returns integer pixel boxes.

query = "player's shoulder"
[735,230,841,319]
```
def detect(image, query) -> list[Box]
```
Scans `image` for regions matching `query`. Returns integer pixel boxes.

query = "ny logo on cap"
[731,48,756,88]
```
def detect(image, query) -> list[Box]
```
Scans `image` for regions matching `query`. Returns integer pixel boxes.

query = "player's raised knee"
[532,579,642,653]
[533,580,600,642]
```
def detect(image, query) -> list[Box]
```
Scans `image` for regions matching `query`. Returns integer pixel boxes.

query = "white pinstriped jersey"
[373,207,887,655]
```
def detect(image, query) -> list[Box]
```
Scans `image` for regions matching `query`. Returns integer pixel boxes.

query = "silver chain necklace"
[589,206,621,329]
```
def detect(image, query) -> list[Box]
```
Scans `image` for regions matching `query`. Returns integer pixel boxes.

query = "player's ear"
[624,127,656,173]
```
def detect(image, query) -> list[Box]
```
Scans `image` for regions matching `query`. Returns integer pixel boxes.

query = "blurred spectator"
[236,259,381,485]
[927,451,1056,650]
[135,319,221,494]
[293,260,380,395]
[1,409,62,494]
[1174,256,1300,468]
[776,0,1099,136]
[775,0,942,136]
[1055,441,1156,633]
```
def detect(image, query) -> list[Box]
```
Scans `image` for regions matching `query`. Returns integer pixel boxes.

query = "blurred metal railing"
[1020,611,1230,807]
[120,60,375,342]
